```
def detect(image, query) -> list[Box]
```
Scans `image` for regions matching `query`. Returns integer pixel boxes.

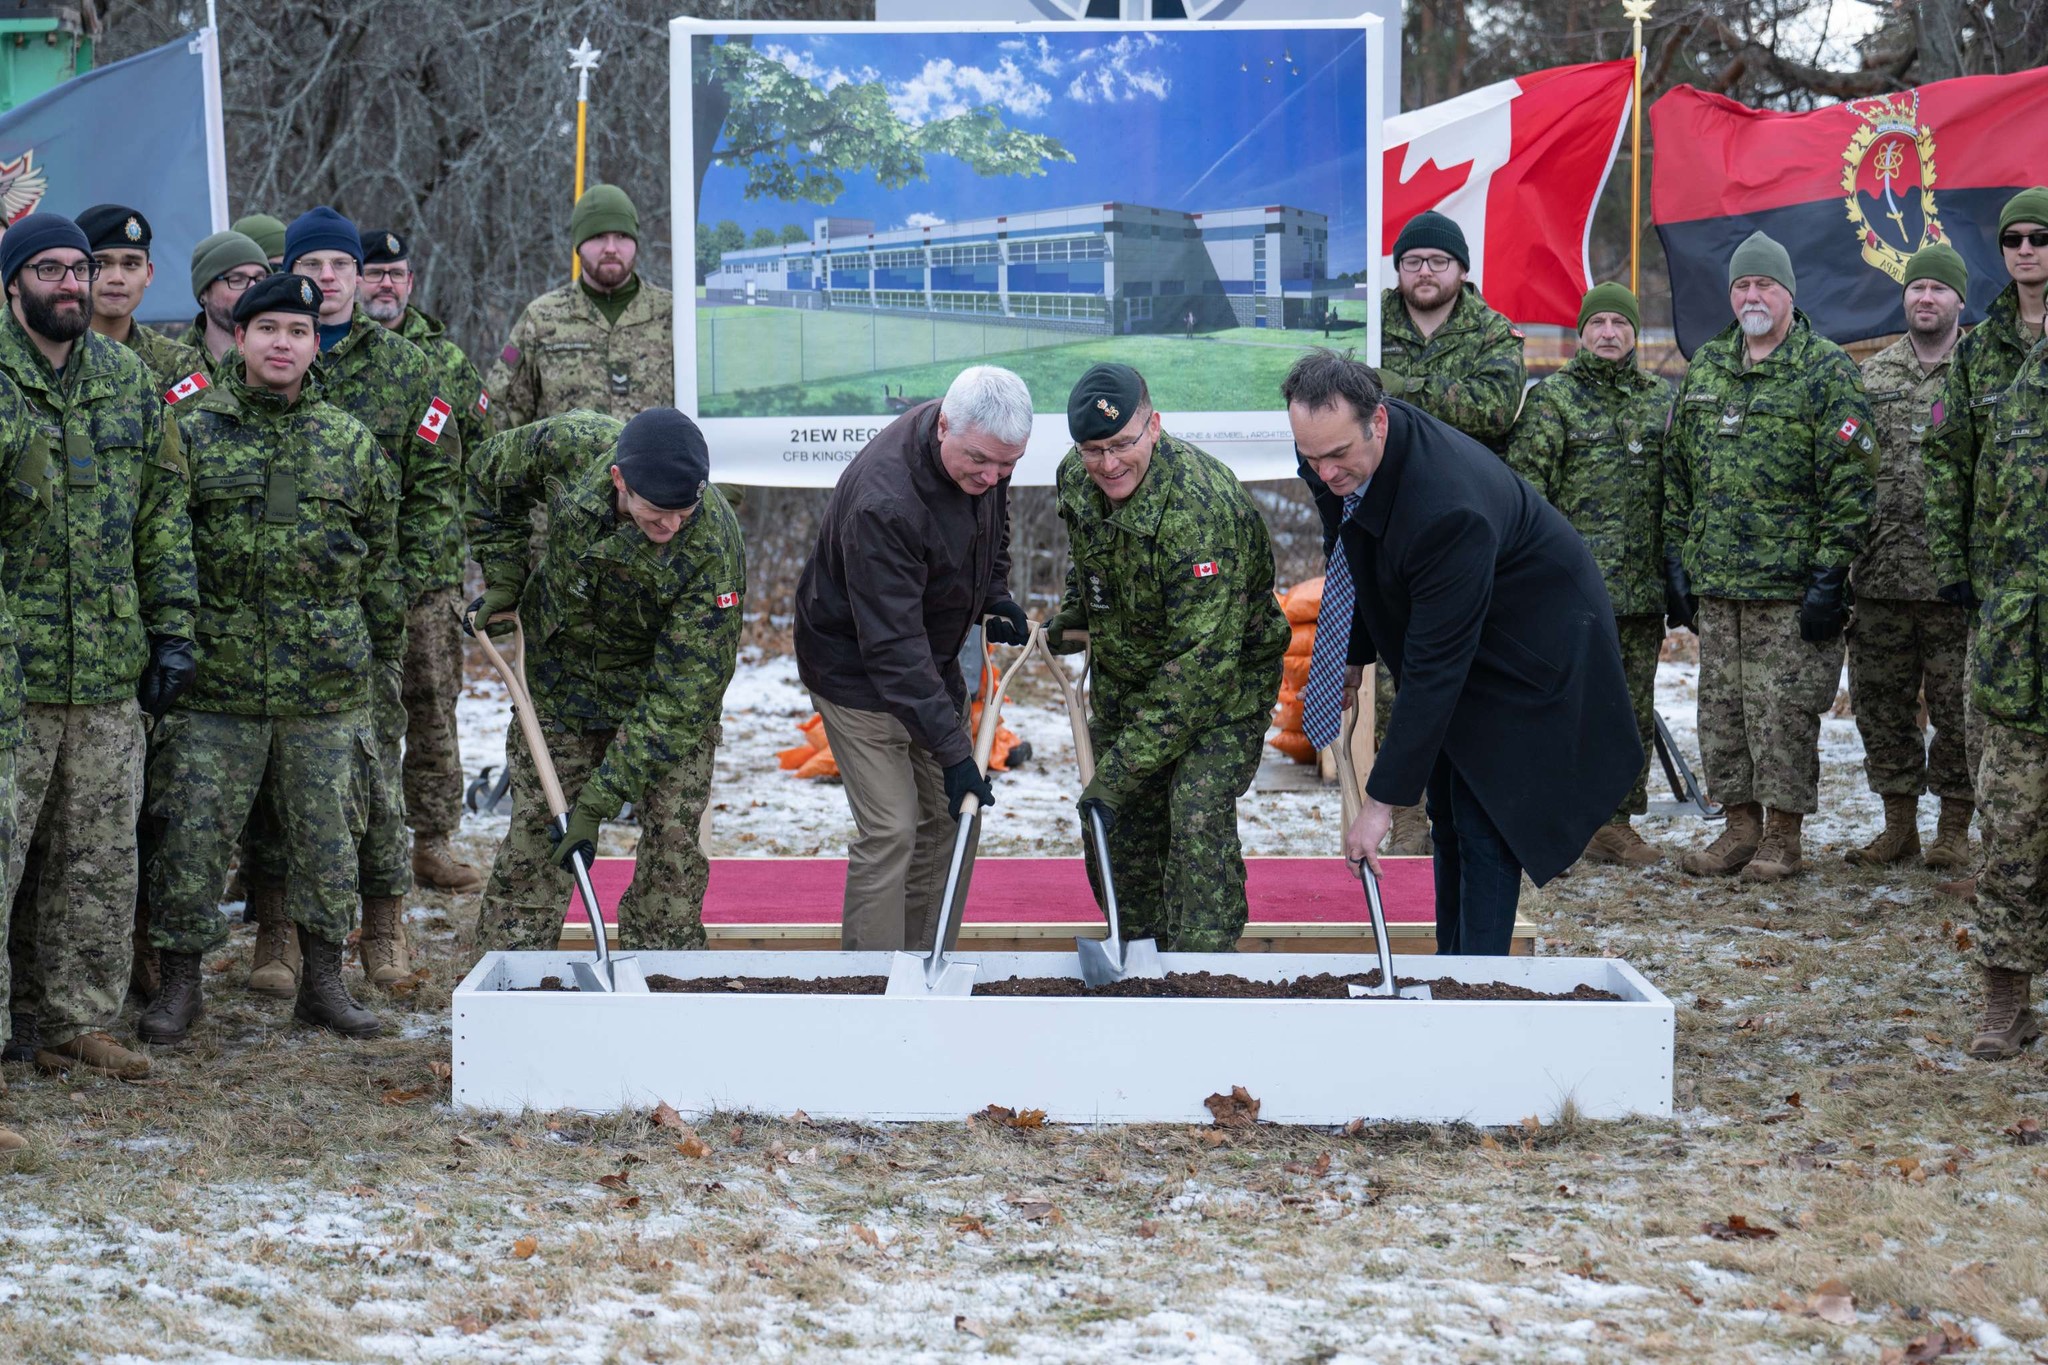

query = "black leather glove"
[1798,565,1851,643]
[1078,780,1117,834]
[1936,581,1980,610]
[549,800,602,871]
[138,634,197,719]
[983,599,1031,647]
[1662,551,1698,633]
[942,757,995,818]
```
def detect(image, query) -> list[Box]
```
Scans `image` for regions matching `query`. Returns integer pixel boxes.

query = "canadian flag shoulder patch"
[1836,417,1862,443]
[475,390,490,417]
[1192,560,1220,578]
[164,372,210,405]
[416,396,453,444]
[716,591,740,609]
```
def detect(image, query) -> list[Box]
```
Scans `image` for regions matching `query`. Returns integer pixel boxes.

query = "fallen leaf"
[789,1109,811,1124]
[1507,1252,1560,1269]
[947,1214,989,1237]
[597,1172,631,1191]
[1954,926,1972,951]
[787,1146,820,1166]
[1784,1092,1803,1109]
[612,1195,641,1209]
[651,1102,686,1130]
[1885,1156,1927,1184]
[511,1236,537,1260]
[1479,1135,1503,1152]
[976,1104,1047,1130]
[1703,1214,1778,1241]
[453,1313,486,1336]
[386,967,432,998]
[1695,996,1724,1011]
[850,1224,883,1250]
[1676,1285,1704,1306]
[1203,1085,1261,1127]
[1342,1118,1366,1137]
[953,1315,988,1338]
[507,1133,529,1151]
[675,1137,710,1159]
[1520,1115,1543,1135]
[1883,1322,1976,1363]
[2006,1117,2045,1147]
[451,1133,478,1149]
[380,1085,431,1105]
[1805,1277,1855,1326]
[429,1061,453,1083]
[1194,1129,1226,1148]
[1008,1197,1062,1224]
[345,1183,378,1198]
[1136,1220,1158,1238]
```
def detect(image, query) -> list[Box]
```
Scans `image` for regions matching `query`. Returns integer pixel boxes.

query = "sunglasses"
[2001,230,2048,250]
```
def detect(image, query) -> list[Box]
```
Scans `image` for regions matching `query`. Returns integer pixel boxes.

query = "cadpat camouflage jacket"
[482,279,675,433]
[397,305,491,469]
[0,312,195,705]
[1926,284,2043,599]
[1051,433,1290,806]
[467,412,744,818]
[168,366,402,716]
[1954,338,2048,735]
[0,374,52,748]
[121,323,204,389]
[1853,333,1954,602]
[1661,311,1876,600]
[1505,349,1670,617]
[1378,284,1527,447]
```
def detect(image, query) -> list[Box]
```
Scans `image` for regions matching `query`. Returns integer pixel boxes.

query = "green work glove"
[463,583,522,639]
[550,798,604,871]
[1077,777,1117,833]
[1046,610,1088,656]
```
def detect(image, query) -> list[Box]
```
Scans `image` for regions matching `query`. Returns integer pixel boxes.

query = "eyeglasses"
[362,267,411,284]
[2001,230,2048,250]
[1080,411,1153,463]
[216,270,270,292]
[1398,254,1458,275]
[27,261,98,283]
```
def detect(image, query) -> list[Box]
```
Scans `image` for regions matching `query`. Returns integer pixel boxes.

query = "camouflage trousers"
[0,746,14,1036]
[1846,597,1972,802]
[474,721,719,953]
[146,709,372,956]
[1973,719,2048,975]
[244,661,410,898]
[1610,615,1665,823]
[1696,597,1842,814]
[1082,716,1267,953]
[3,701,144,1043]
[402,588,466,841]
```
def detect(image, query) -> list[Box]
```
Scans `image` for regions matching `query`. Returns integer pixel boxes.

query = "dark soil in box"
[519,970,1622,1002]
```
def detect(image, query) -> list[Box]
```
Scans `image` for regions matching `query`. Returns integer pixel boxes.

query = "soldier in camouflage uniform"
[1664,231,1876,882]
[0,214,196,1081]
[467,408,743,953]
[1925,187,2048,1058]
[77,206,202,388]
[179,231,270,370]
[1373,211,1528,856]
[1047,366,1289,951]
[1844,243,1975,870]
[0,374,51,1151]
[484,185,673,433]
[235,207,461,994]
[231,213,287,269]
[139,272,403,1045]
[361,228,490,894]
[1507,283,1671,866]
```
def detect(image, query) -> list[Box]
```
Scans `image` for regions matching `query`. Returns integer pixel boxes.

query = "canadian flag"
[1382,60,1635,327]
[416,396,453,444]
[164,372,209,405]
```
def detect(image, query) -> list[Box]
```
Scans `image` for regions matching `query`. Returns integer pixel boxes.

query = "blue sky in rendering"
[695,26,1370,271]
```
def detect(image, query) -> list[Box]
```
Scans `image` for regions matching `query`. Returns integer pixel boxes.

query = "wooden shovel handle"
[956,618,1041,818]
[471,617,572,825]
[1031,628,1095,784]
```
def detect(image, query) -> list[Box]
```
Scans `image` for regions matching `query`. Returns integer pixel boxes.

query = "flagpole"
[1624,0,1653,297]
[568,37,603,283]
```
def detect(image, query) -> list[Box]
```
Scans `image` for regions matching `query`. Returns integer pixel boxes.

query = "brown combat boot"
[358,894,413,988]
[1680,802,1762,876]
[137,951,205,1046]
[130,890,158,1003]
[1846,794,1920,866]
[1968,966,2042,1060]
[1936,874,1979,903]
[1582,823,1666,866]
[1743,810,1805,882]
[1385,803,1433,857]
[36,1030,151,1081]
[412,835,484,893]
[294,927,383,1038]
[1923,797,1975,871]
[245,871,299,998]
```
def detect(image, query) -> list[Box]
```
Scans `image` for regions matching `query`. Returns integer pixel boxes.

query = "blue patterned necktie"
[1301,491,1365,751]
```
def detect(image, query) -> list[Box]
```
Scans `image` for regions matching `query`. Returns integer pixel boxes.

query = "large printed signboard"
[669,15,1383,486]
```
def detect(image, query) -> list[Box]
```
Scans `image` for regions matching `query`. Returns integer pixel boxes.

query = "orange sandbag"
[1268,729,1316,763]
[798,713,826,740]
[969,700,1021,773]
[1272,697,1303,732]
[777,745,816,770]
[1282,577,1324,625]
[795,746,839,780]
[1281,653,1311,691]
[1288,621,1315,658]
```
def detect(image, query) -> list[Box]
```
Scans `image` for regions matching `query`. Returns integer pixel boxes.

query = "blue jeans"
[1425,757,1521,955]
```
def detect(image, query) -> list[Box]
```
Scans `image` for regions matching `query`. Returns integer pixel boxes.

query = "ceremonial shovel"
[1033,629,1163,986]
[885,619,1039,998]
[471,614,647,995]
[1333,705,1431,1002]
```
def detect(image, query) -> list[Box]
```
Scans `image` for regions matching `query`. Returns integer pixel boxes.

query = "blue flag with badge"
[0,30,227,323]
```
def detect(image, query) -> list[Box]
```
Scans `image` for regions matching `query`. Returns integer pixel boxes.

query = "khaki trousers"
[814,694,977,953]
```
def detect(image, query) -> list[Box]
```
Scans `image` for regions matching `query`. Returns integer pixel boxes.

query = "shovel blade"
[1347,981,1435,1002]
[1074,936,1119,988]
[569,953,649,994]
[571,960,612,994]
[884,951,977,998]
[1119,938,1166,980]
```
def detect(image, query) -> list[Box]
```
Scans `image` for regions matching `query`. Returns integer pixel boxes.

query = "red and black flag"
[1651,70,2048,356]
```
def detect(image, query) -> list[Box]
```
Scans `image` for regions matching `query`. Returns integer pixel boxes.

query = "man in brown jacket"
[794,365,1034,951]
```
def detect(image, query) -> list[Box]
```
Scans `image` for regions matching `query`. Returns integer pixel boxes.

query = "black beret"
[363,229,408,265]
[77,204,151,253]
[233,271,324,325]
[1066,363,1145,443]
[612,408,710,510]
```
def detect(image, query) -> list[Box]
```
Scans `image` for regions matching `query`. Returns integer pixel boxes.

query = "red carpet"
[565,856,1434,929]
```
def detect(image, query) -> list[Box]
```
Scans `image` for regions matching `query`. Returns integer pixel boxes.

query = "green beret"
[1903,242,1967,298]
[1577,281,1639,333]
[1728,230,1795,295]
[570,184,638,246]
[231,213,288,259]
[1998,186,2048,236]
[190,230,268,301]
[1067,363,1145,443]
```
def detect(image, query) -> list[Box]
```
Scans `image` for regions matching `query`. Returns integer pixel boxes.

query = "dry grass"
[5,811,2048,1362]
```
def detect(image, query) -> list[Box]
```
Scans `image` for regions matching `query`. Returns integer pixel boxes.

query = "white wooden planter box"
[452,951,1673,1126]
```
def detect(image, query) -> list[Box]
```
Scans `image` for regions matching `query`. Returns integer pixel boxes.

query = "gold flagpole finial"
[568,37,604,282]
